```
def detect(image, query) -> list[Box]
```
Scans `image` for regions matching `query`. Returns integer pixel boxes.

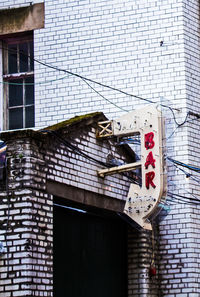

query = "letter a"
[145,151,156,169]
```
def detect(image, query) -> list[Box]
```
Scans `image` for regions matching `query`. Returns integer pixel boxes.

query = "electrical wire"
[2,47,200,206]
[42,129,140,185]
[167,192,200,205]
[166,195,195,205]
[167,106,189,127]
[168,178,199,201]
[81,78,129,112]
[1,47,199,132]
[1,44,191,124]
[166,116,200,141]
[169,159,200,187]
[8,50,200,135]
[166,126,179,141]
[168,157,200,173]
[49,130,200,205]
[31,56,189,124]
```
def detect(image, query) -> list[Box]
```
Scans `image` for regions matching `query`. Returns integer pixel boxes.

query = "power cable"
[1,45,190,123]
[168,178,200,202]
[167,192,200,205]
[41,129,140,185]
[169,159,200,185]
[167,106,189,127]
[168,157,200,173]
[166,195,197,205]
[81,78,129,112]
[30,56,190,124]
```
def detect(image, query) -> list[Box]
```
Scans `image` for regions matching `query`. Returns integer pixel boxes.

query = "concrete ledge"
[47,180,125,213]
[0,3,44,35]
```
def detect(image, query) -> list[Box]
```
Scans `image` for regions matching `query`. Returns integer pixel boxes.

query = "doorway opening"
[53,197,128,297]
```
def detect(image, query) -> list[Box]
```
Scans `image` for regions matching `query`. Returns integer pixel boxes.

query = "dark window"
[3,32,34,130]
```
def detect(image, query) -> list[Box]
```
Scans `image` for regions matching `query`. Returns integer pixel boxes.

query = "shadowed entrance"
[53,200,127,297]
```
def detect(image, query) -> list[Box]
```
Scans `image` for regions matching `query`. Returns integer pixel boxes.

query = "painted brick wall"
[0,137,53,297]
[158,0,200,296]
[44,126,130,199]
[1,0,200,296]
[0,121,158,296]
[34,0,187,126]
[0,0,188,125]
[128,227,159,297]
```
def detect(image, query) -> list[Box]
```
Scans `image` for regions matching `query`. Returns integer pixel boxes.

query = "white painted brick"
[1,0,200,295]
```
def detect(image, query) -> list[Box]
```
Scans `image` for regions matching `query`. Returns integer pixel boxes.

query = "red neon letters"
[144,132,156,189]
[145,171,156,189]
[145,151,156,169]
[145,132,155,150]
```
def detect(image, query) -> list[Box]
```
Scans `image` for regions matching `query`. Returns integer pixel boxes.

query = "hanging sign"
[113,105,165,230]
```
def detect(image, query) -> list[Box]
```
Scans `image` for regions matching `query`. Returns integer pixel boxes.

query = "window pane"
[19,43,28,72]
[8,44,17,74]
[25,77,34,105]
[9,108,23,130]
[25,106,34,128]
[30,41,34,71]
[9,79,23,107]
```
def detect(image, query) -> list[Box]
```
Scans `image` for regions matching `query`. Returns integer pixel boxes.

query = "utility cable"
[167,191,200,204]
[167,192,200,205]
[1,45,189,121]
[81,78,129,112]
[167,157,200,173]
[41,129,140,185]
[169,159,200,185]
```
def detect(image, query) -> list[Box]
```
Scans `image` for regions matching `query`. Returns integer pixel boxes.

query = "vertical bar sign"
[122,105,164,230]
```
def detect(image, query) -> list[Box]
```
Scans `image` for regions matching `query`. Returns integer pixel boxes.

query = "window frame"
[2,31,34,130]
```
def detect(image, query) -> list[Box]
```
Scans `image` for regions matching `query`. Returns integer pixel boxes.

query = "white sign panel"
[113,105,164,230]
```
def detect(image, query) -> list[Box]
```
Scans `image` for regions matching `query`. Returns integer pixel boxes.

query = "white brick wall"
[33,0,187,125]
[1,0,200,295]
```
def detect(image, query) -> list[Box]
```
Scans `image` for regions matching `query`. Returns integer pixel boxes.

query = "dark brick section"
[128,227,159,297]
[0,137,53,297]
[0,114,157,296]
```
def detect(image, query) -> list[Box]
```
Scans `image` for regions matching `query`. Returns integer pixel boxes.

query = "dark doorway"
[53,199,127,297]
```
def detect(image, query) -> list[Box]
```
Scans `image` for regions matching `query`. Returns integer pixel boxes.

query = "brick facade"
[1,0,200,296]
[0,113,158,296]
[0,134,53,297]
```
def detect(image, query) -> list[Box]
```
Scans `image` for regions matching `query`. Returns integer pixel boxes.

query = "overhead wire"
[166,115,200,141]
[167,157,200,173]
[41,129,140,185]
[1,44,193,126]
[81,77,129,112]
[46,130,200,206]
[168,158,200,185]
[168,178,200,201]
[166,194,200,206]
[2,46,200,135]
[167,192,200,205]
[2,46,200,203]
